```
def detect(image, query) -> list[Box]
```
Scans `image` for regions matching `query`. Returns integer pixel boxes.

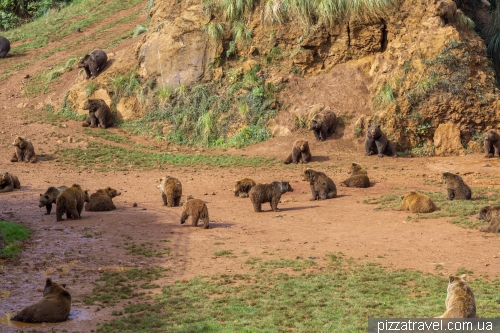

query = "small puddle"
[1,308,92,327]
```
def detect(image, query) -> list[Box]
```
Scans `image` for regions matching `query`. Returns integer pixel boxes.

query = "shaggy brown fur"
[0,172,20,193]
[365,125,396,157]
[0,36,10,58]
[442,172,471,200]
[78,49,107,79]
[234,178,256,198]
[433,0,457,25]
[12,278,71,323]
[85,187,121,211]
[484,130,500,158]
[82,99,114,129]
[39,186,67,215]
[11,136,36,163]
[56,184,90,221]
[341,163,370,188]
[309,110,337,141]
[476,206,500,233]
[249,181,294,212]
[303,169,337,200]
[180,198,210,228]
[437,275,476,318]
[284,139,311,164]
[156,176,182,207]
[394,191,438,213]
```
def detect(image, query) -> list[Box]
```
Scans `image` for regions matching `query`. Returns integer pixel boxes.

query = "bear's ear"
[460,274,467,281]
[40,193,43,196]
[62,283,67,288]
[46,278,53,286]
[448,276,455,283]
[84,190,89,194]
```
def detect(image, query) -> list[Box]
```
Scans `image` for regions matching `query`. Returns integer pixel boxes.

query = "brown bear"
[56,184,90,221]
[0,172,20,193]
[442,172,472,200]
[12,278,71,323]
[484,129,500,158]
[432,0,457,25]
[365,125,396,157]
[0,36,10,59]
[476,206,500,233]
[340,163,370,188]
[85,187,121,211]
[249,181,294,212]
[11,136,36,163]
[78,49,107,79]
[156,176,182,207]
[284,139,311,164]
[234,178,256,198]
[437,274,476,318]
[180,198,210,228]
[309,110,337,141]
[82,99,114,129]
[39,186,67,215]
[394,191,438,213]
[302,169,337,200]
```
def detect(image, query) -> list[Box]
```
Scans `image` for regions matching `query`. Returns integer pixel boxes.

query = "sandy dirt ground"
[0,3,500,333]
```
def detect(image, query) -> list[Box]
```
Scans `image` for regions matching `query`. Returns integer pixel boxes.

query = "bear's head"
[12,136,28,149]
[442,172,462,184]
[485,130,498,141]
[367,125,382,139]
[476,206,494,221]
[297,139,309,152]
[308,114,323,131]
[350,163,364,174]
[275,181,294,194]
[303,169,318,182]
[77,55,91,68]
[43,278,71,300]
[104,187,121,198]
[39,193,51,207]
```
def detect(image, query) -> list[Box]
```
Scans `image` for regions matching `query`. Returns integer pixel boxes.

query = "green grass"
[0,220,31,258]
[55,141,276,170]
[95,254,500,333]
[364,187,500,229]
[1,0,146,84]
[83,267,167,306]
[125,242,171,258]
[82,129,132,144]
[214,249,233,257]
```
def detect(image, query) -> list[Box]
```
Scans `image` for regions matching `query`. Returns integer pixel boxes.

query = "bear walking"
[156,176,182,207]
[249,181,294,212]
[56,184,90,221]
[39,186,67,215]
[180,198,210,228]
[233,178,256,198]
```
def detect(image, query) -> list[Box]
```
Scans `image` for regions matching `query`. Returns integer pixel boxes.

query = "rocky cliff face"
[66,0,499,155]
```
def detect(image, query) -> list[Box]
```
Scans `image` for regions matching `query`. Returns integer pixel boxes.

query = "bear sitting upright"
[12,278,71,323]
[365,125,396,157]
[78,49,107,79]
[82,99,114,129]
[11,136,36,163]
[284,138,311,164]
[484,129,500,158]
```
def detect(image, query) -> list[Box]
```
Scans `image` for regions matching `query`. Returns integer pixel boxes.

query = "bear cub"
[180,198,210,228]
[284,138,311,164]
[249,181,294,212]
[12,278,71,323]
[365,125,396,157]
[303,169,337,200]
[85,187,121,211]
[11,136,36,163]
[234,178,256,198]
[157,176,182,207]
[309,109,337,141]
[39,186,67,215]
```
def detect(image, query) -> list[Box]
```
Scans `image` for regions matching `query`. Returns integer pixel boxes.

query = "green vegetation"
[95,254,500,332]
[364,187,500,229]
[120,64,282,147]
[55,141,276,171]
[82,128,132,144]
[0,220,31,258]
[83,267,167,306]
[0,0,73,29]
[24,57,77,97]
[213,249,233,257]
[373,82,396,110]
[125,242,171,258]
